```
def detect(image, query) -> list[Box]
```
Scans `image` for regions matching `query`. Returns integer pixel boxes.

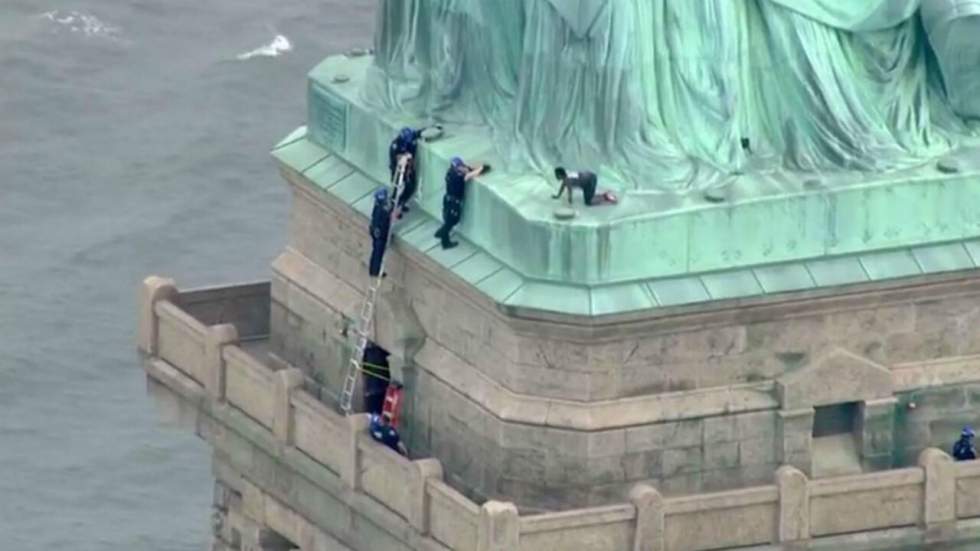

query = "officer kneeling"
[369,413,407,456]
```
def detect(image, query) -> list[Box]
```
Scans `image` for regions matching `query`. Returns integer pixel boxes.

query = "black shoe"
[442,240,458,250]
[434,230,444,239]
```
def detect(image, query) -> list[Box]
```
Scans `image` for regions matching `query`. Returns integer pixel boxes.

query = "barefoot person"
[552,167,617,206]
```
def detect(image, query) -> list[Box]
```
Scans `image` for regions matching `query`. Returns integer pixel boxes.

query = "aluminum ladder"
[339,157,409,415]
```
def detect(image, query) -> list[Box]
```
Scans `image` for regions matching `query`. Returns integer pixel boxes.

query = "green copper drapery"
[365,0,978,191]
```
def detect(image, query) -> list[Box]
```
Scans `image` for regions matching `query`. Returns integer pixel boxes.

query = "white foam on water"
[40,10,120,39]
[236,34,292,61]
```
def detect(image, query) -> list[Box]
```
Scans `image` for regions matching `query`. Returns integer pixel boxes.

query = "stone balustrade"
[139,275,980,551]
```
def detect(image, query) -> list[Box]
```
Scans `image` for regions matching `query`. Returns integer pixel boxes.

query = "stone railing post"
[477,501,519,551]
[630,483,664,551]
[272,368,304,445]
[344,414,371,491]
[919,447,956,542]
[205,324,239,401]
[138,276,177,355]
[409,459,443,535]
[776,465,810,547]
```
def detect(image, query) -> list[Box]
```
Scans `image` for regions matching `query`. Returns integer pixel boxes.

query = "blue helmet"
[398,127,415,143]
[374,187,388,202]
[451,156,464,169]
[964,426,976,438]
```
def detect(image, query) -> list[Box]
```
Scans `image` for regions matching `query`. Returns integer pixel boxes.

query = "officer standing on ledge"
[953,426,977,461]
[434,156,489,249]
[368,187,393,278]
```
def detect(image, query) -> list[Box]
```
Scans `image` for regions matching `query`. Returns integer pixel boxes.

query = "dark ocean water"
[0,1,372,548]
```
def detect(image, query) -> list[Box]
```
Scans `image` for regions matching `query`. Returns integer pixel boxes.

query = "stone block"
[410,458,443,534]
[826,305,916,343]
[777,408,814,472]
[746,316,824,356]
[703,416,737,443]
[735,411,778,441]
[548,454,625,486]
[213,480,238,511]
[498,423,587,455]
[658,472,703,495]
[344,414,370,490]
[204,326,240,401]
[919,448,956,532]
[477,501,519,551]
[884,331,956,364]
[138,276,177,355]
[499,448,547,480]
[504,363,593,401]
[909,386,968,417]
[662,446,702,477]
[273,368,304,445]
[626,419,703,452]
[776,465,809,543]
[704,441,740,470]
[515,337,590,372]
[777,348,892,410]
[738,462,780,487]
[739,437,776,466]
[702,467,745,491]
[630,484,665,551]
[587,429,627,458]
[622,450,664,480]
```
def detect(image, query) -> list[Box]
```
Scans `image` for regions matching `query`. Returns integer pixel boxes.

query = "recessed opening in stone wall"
[362,341,390,415]
[813,402,857,437]
[812,402,862,477]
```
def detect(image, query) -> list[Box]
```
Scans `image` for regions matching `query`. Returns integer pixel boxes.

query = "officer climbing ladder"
[339,156,410,415]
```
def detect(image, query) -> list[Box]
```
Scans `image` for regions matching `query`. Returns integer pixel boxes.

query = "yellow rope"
[360,361,392,382]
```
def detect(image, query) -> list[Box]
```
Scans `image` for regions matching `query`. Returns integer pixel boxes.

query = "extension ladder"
[339,157,409,415]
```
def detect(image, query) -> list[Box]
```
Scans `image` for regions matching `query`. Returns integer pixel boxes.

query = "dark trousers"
[398,173,417,209]
[369,237,387,276]
[581,174,598,205]
[435,196,462,245]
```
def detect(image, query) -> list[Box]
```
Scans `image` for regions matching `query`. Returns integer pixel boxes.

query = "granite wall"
[265,169,980,510]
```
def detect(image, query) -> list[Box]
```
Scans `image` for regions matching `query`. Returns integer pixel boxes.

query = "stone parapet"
[139,275,980,551]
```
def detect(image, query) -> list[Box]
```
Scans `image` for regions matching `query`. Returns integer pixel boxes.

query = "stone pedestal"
[776,465,810,546]
[858,397,898,471]
[477,501,519,551]
[777,409,814,474]
[920,448,957,543]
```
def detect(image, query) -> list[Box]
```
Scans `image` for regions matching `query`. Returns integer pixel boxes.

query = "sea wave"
[40,10,120,39]
[236,35,292,61]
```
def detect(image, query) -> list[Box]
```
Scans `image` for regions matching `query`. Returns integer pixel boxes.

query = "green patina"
[274,1,980,316]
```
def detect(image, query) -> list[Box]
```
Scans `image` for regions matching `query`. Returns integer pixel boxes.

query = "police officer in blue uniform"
[434,157,489,249]
[388,127,426,215]
[369,187,393,277]
[953,426,976,461]
[389,127,420,177]
[369,413,407,456]
[389,128,419,211]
